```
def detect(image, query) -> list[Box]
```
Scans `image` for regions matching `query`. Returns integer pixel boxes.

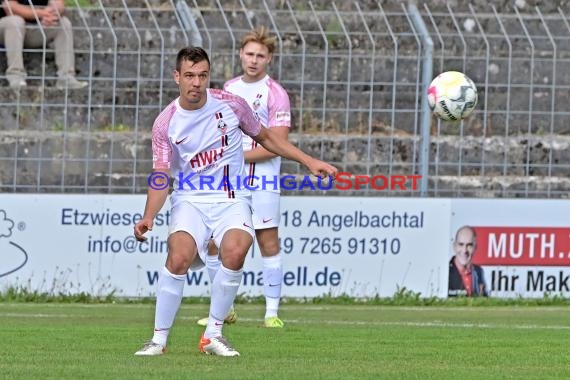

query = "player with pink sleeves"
[152,89,261,203]
[198,26,291,328]
[133,47,337,357]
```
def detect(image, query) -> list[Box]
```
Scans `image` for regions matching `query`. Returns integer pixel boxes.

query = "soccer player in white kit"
[198,26,290,328]
[133,47,337,357]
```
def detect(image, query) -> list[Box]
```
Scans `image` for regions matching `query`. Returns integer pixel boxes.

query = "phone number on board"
[278,236,401,255]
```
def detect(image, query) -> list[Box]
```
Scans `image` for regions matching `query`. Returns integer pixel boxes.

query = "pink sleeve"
[224,92,263,137]
[152,103,176,170]
[224,76,239,91]
[267,79,291,128]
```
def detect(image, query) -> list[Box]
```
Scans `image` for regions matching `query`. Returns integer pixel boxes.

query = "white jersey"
[152,88,262,204]
[224,74,291,193]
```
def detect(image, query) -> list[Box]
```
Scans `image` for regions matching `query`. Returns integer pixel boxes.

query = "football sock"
[205,253,221,284]
[205,264,243,339]
[152,266,186,346]
[262,254,282,318]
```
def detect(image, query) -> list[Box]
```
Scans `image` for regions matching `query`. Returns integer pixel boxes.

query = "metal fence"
[0,0,569,197]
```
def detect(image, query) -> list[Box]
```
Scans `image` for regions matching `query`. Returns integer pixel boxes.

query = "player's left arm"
[236,92,336,177]
[244,84,291,163]
[252,127,336,178]
[244,126,288,163]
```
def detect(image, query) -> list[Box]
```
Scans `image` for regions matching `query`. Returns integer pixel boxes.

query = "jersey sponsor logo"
[275,111,290,122]
[189,148,224,169]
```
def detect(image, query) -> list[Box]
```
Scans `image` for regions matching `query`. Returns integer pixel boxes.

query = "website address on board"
[145,266,341,287]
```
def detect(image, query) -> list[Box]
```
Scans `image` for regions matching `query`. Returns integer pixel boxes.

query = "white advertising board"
[0,195,450,298]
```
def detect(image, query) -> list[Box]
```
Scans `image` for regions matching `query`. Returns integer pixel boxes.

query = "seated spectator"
[0,0,87,89]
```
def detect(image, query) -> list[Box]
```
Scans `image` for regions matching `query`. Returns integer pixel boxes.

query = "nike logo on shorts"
[262,218,273,223]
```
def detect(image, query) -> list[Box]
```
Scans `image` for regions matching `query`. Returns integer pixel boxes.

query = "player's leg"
[199,201,254,356]
[252,191,284,327]
[135,202,206,356]
[205,239,221,283]
[135,231,198,355]
[256,228,284,327]
[196,239,237,326]
[207,228,251,331]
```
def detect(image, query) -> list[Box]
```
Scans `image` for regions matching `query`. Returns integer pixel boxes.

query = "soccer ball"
[427,71,478,121]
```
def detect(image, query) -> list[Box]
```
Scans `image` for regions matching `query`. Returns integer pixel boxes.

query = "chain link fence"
[0,0,568,197]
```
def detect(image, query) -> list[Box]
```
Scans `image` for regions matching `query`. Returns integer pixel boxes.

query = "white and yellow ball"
[427,71,478,121]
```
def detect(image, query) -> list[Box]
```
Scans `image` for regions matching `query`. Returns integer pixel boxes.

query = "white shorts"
[251,191,280,230]
[169,200,255,270]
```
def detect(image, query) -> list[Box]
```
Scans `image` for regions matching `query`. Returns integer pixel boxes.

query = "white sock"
[152,267,186,346]
[205,254,221,284]
[263,254,282,318]
[205,264,243,339]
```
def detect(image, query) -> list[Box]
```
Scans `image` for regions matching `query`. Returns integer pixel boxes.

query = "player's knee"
[166,232,196,273]
[260,240,280,256]
[219,243,249,269]
[165,256,192,274]
[220,253,246,270]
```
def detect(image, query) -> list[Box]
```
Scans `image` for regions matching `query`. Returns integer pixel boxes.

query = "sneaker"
[8,77,27,89]
[56,76,88,90]
[134,341,166,356]
[199,334,240,356]
[264,316,284,328]
[196,307,237,326]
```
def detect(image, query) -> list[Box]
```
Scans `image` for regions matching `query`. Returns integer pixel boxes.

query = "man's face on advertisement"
[454,227,476,267]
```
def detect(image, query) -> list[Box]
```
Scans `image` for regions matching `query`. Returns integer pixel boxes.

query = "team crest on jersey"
[215,111,227,134]
[252,94,262,111]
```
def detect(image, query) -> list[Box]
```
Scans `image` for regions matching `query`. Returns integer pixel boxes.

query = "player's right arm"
[134,105,174,242]
[134,179,169,242]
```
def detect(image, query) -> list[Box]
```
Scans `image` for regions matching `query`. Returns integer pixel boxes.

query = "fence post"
[176,0,203,47]
[408,3,433,197]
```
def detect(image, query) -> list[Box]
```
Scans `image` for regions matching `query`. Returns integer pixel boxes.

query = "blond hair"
[240,26,276,55]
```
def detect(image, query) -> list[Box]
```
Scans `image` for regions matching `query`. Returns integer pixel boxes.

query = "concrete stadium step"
[2,131,569,186]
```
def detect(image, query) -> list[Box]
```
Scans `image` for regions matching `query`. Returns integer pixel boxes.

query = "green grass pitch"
[1,303,569,379]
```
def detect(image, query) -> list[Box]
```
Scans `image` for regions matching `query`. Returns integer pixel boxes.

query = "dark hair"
[176,47,210,71]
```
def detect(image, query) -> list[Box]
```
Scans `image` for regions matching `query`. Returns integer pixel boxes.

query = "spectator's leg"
[36,17,86,89]
[51,16,75,78]
[0,16,27,87]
